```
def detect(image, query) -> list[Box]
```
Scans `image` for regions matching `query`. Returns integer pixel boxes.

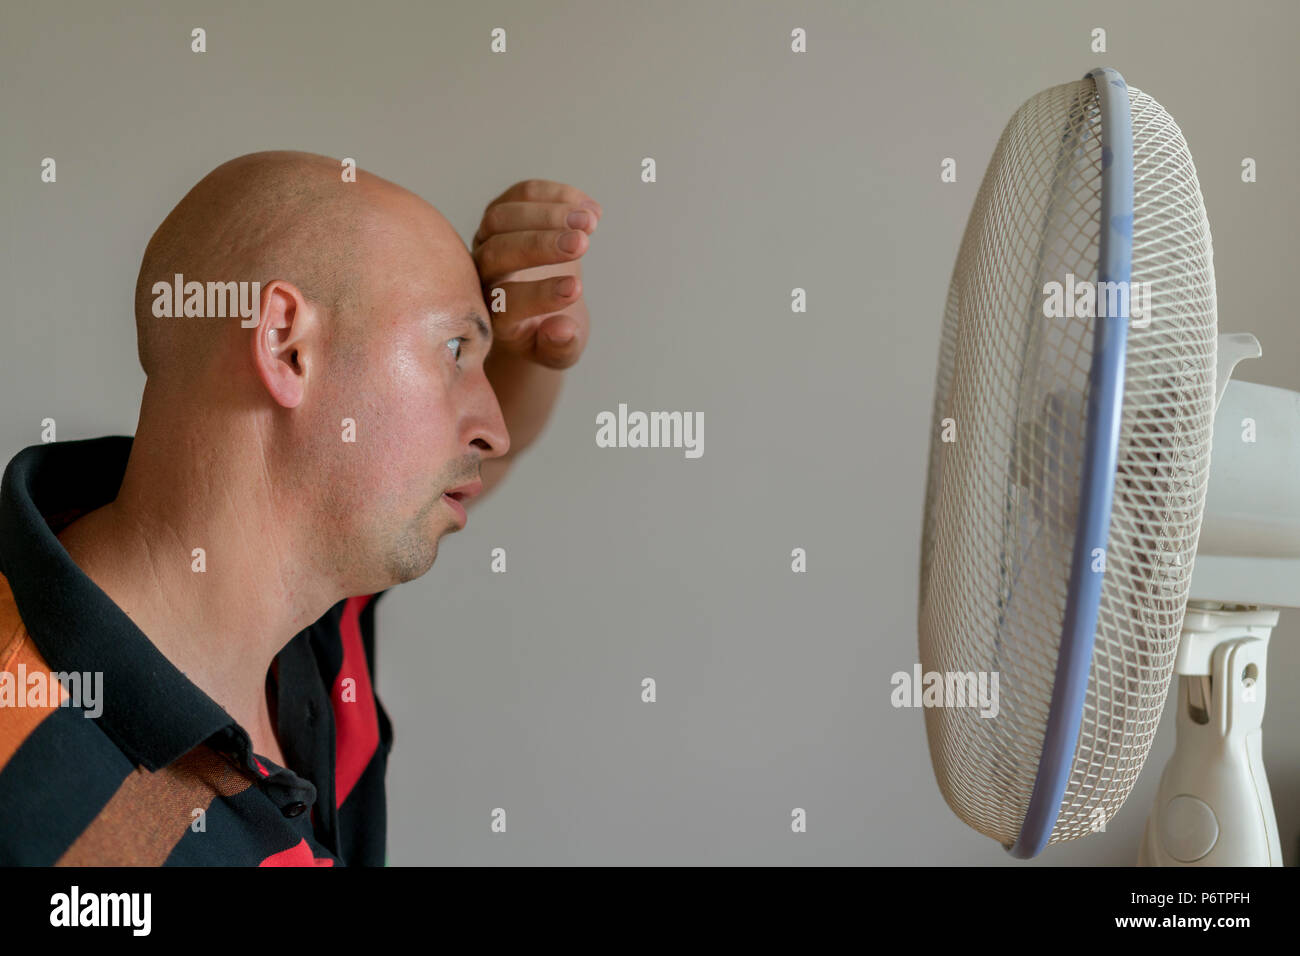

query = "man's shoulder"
[0,572,116,773]
[0,571,136,863]
[0,572,274,866]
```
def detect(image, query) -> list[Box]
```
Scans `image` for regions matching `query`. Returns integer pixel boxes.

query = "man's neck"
[55,394,342,762]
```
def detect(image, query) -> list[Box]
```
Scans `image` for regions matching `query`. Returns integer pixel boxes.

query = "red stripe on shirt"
[259,837,335,867]
[332,594,380,807]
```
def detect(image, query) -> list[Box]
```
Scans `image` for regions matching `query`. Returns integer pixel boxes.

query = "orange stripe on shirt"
[0,572,66,772]
[56,746,255,866]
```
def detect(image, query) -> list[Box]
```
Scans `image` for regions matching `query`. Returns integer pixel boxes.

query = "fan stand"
[1138,605,1282,865]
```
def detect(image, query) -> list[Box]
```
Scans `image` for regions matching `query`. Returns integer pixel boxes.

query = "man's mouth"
[440,480,482,528]
[442,493,467,527]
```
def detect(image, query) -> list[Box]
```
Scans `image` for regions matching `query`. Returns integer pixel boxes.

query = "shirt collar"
[0,435,242,771]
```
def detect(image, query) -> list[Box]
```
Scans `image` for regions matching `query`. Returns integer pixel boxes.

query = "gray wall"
[2,0,1296,865]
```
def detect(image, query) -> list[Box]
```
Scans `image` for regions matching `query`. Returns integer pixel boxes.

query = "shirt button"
[282,801,308,818]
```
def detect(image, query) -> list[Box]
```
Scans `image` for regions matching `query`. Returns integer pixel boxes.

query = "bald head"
[134,151,389,380]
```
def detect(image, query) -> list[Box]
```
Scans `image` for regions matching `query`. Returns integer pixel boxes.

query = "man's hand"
[472,178,600,369]
[469,179,602,503]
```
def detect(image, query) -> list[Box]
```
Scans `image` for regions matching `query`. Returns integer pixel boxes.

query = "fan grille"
[918,76,1217,849]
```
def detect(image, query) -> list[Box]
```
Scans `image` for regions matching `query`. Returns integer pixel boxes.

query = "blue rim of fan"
[1008,67,1135,859]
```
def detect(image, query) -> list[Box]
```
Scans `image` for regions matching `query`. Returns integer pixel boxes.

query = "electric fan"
[918,67,1298,864]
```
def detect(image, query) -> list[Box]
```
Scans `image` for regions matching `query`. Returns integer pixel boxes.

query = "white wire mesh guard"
[918,76,1217,849]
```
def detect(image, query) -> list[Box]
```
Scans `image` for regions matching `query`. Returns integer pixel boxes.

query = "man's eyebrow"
[434,310,492,347]
[463,310,492,346]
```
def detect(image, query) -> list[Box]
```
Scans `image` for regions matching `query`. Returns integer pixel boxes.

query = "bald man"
[0,151,600,865]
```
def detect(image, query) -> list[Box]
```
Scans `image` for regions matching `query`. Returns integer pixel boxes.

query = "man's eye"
[446,336,468,363]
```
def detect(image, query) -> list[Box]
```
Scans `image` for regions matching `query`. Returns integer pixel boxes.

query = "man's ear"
[251,280,319,409]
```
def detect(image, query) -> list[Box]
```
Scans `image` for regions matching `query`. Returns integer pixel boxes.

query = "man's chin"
[382,530,440,585]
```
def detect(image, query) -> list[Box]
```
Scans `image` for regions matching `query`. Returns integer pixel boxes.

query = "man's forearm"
[477,348,566,502]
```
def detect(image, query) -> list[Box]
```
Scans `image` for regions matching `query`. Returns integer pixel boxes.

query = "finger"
[486,275,584,349]
[487,273,583,329]
[485,179,602,220]
[473,202,597,249]
[474,228,590,285]
[487,306,587,370]
[531,314,586,370]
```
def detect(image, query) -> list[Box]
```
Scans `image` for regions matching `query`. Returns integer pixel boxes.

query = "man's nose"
[469,374,511,460]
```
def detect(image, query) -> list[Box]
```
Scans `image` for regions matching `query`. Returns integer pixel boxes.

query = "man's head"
[133,150,509,592]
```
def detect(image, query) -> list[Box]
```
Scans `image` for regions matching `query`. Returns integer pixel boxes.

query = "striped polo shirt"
[0,436,393,865]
